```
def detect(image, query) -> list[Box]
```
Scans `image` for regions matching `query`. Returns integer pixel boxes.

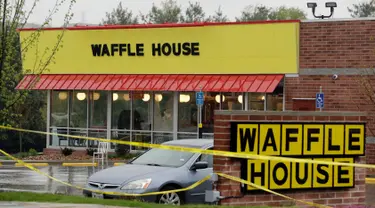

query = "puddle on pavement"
[0,165,108,196]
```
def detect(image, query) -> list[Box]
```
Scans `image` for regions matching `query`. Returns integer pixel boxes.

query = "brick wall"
[214,111,366,207]
[294,19,375,173]
[285,75,373,131]
[43,148,87,156]
[300,20,375,69]
[285,75,375,174]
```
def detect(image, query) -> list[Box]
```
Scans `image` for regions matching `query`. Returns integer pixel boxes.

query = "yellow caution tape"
[0,148,212,197]
[0,148,329,208]
[62,163,97,167]
[366,178,375,184]
[0,125,372,169]
[15,163,49,167]
[217,173,331,208]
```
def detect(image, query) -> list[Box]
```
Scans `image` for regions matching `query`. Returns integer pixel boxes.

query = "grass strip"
[0,191,274,208]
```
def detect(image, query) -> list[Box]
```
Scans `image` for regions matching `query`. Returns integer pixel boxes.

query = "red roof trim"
[15,74,284,93]
[18,20,300,32]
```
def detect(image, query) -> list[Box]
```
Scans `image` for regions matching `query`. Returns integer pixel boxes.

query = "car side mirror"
[190,161,208,171]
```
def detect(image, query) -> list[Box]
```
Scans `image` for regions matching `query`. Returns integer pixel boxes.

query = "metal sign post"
[196,88,204,139]
[316,86,324,112]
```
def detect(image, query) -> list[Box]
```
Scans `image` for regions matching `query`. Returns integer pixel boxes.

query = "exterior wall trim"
[292,98,316,100]
[18,19,300,31]
[300,68,375,75]
[301,17,375,22]
[215,110,367,116]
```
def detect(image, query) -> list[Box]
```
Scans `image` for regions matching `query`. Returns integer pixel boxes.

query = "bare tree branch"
[4,0,76,111]
[0,0,76,128]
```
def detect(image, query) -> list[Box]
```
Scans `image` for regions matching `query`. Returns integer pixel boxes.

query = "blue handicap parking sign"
[196,91,204,106]
[316,93,324,108]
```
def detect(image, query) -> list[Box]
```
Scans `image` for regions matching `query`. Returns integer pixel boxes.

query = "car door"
[186,147,213,204]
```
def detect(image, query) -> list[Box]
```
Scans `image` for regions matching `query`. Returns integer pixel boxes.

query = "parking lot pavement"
[0,202,129,208]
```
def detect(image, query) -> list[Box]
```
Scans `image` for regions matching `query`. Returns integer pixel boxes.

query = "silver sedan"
[83,139,214,205]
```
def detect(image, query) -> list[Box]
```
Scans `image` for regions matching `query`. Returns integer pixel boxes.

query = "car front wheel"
[157,186,183,205]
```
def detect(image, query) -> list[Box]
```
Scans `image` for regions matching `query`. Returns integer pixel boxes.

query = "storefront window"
[112,92,131,130]
[111,92,131,149]
[70,91,88,128]
[50,91,68,127]
[202,92,220,133]
[178,92,197,133]
[153,92,173,132]
[221,92,243,110]
[266,85,284,111]
[132,92,152,150]
[89,91,108,128]
[50,91,69,147]
[249,93,265,111]
[132,92,152,131]
[266,94,283,111]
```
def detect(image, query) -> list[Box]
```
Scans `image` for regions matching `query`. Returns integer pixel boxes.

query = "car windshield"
[130,146,196,168]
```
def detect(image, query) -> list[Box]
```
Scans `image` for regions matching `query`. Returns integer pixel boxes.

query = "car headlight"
[120,178,152,190]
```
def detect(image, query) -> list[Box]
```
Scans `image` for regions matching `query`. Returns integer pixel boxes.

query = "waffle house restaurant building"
[16,20,298,152]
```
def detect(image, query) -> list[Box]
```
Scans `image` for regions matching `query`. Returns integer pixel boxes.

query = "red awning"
[16,74,284,93]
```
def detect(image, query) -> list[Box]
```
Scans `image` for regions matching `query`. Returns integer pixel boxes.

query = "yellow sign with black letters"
[231,122,365,192]
[19,21,299,75]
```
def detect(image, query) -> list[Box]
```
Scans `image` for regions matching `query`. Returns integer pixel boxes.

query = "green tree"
[236,5,306,21]
[206,6,229,22]
[348,0,375,17]
[0,0,75,145]
[141,0,183,24]
[102,2,139,25]
[268,6,307,20]
[181,1,206,23]
[236,5,271,21]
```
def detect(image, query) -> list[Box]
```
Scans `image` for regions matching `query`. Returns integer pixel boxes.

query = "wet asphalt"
[0,165,97,196]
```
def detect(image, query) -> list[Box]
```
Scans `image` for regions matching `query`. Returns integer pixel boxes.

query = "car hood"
[88,164,174,185]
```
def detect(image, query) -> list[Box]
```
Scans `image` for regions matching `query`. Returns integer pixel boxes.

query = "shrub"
[60,147,74,156]
[126,152,142,160]
[17,152,29,159]
[115,143,130,157]
[86,148,96,156]
[28,148,38,156]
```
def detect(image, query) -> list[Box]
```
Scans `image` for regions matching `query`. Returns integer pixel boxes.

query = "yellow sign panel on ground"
[19,21,299,75]
[231,122,364,192]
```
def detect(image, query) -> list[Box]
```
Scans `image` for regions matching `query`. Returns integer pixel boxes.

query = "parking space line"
[62,163,97,167]
[113,163,125,166]
[15,163,49,167]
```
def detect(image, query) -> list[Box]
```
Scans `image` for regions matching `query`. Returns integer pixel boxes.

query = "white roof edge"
[302,17,375,23]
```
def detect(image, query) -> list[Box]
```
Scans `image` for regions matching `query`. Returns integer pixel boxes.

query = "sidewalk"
[0,202,130,208]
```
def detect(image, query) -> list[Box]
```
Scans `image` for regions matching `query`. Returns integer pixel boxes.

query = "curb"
[0,160,127,167]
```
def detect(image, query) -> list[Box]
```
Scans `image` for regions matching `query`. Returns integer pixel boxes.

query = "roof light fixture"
[307,2,337,19]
